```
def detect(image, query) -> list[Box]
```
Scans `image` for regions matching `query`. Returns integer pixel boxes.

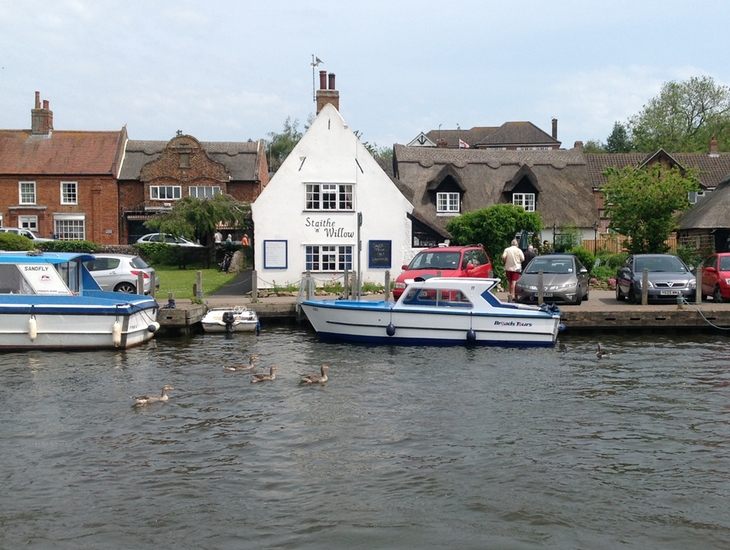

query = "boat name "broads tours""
[305,217,354,239]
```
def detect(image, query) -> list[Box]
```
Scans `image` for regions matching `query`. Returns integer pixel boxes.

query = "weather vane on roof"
[311,55,323,102]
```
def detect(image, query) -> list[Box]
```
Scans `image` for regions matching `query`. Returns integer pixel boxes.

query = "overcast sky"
[2,0,729,150]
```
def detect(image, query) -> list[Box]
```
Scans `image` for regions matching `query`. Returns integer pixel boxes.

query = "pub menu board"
[368,240,391,268]
[263,240,287,269]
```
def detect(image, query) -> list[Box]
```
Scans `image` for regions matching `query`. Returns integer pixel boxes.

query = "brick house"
[0,92,126,243]
[117,133,269,244]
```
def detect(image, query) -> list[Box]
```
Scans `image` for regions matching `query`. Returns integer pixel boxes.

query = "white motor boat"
[0,251,160,350]
[300,277,563,347]
[201,305,260,333]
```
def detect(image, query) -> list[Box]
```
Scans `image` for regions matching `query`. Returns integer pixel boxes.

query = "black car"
[615,253,696,304]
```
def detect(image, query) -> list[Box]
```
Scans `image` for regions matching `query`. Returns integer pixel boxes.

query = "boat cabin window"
[402,287,473,308]
[55,260,82,293]
[0,265,36,295]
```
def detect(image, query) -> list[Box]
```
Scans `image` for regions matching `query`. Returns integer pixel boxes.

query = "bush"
[675,243,704,269]
[37,240,98,253]
[567,246,595,273]
[0,233,33,251]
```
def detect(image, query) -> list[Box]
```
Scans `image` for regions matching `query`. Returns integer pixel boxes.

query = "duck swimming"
[224,354,260,372]
[299,365,329,384]
[596,343,612,359]
[133,385,174,406]
[251,366,279,383]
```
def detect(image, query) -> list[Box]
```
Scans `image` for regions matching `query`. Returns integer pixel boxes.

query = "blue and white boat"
[300,277,562,347]
[0,251,160,350]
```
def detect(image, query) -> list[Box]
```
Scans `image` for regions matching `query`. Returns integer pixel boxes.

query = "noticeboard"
[368,240,392,268]
[263,240,287,269]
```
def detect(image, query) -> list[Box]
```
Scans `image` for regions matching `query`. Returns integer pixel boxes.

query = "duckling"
[251,366,279,383]
[596,343,612,359]
[133,385,174,406]
[299,365,329,384]
[224,354,259,372]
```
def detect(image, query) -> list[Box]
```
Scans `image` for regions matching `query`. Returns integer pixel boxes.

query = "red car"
[393,245,493,299]
[701,252,730,303]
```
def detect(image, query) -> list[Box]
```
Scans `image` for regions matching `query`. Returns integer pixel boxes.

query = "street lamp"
[593,221,599,253]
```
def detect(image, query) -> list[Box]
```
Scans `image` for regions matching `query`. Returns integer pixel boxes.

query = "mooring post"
[695,263,702,304]
[150,272,157,298]
[641,268,648,305]
[196,271,203,300]
[305,270,312,300]
[251,270,258,302]
[538,270,544,305]
[344,269,350,299]
[384,270,391,301]
[137,271,144,295]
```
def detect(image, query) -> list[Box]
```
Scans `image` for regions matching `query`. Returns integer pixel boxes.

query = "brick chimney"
[709,136,719,157]
[552,118,558,140]
[31,91,53,136]
[316,71,339,114]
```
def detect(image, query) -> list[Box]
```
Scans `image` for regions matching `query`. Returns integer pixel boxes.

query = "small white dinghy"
[201,305,260,333]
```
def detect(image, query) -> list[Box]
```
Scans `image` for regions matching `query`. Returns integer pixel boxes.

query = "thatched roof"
[679,175,730,229]
[393,145,596,235]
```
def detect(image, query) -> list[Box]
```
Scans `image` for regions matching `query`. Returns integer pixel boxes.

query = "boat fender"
[112,320,122,347]
[28,316,37,341]
[386,323,396,336]
[558,323,566,332]
[148,322,160,333]
[466,328,477,342]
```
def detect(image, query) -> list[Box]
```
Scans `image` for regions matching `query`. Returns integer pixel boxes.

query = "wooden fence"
[581,235,678,254]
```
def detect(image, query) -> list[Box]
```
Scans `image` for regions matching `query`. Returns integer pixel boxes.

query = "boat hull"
[300,300,561,347]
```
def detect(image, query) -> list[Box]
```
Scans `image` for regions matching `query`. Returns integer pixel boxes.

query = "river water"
[1,327,729,549]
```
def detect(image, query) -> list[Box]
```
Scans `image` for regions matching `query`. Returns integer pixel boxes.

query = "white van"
[0,227,54,242]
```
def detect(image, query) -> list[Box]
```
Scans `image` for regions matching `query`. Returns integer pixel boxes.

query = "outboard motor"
[222,310,236,333]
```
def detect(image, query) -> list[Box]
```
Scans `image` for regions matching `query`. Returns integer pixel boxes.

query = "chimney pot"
[328,72,336,90]
[43,100,49,110]
[319,70,327,90]
[552,118,558,140]
[35,91,41,109]
[31,93,53,135]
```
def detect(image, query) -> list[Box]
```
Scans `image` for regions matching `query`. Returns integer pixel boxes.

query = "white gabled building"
[251,74,413,289]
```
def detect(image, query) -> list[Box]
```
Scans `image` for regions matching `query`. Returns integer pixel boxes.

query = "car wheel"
[114,282,137,294]
[714,286,724,303]
[627,285,637,304]
[616,284,625,301]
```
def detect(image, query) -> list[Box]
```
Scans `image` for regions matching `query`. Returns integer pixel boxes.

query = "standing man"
[502,239,524,302]
[214,230,223,245]
[522,244,536,272]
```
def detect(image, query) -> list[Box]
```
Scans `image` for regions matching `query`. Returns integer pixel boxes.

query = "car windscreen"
[720,256,730,271]
[408,252,461,270]
[525,258,573,274]
[635,256,687,272]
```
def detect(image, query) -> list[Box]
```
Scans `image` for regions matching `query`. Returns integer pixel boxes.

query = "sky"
[2,0,730,151]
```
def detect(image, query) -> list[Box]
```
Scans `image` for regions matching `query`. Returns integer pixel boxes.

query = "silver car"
[84,254,158,294]
[136,233,202,247]
[515,254,589,305]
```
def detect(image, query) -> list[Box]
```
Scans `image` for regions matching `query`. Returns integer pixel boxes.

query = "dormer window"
[512,193,535,212]
[437,192,460,213]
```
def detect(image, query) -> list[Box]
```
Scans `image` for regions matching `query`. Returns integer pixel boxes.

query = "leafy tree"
[353,130,393,160]
[445,204,543,267]
[601,164,699,254]
[605,121,634,153]
[266,117,305,173]
[628,76,730,152]
[583,139,605,153]
[144,194,251,245]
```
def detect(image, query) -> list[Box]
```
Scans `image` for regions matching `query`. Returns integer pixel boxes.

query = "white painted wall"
[251,104,413,289]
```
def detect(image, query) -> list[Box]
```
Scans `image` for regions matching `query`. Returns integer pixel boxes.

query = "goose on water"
[224,354,260,372]
[251,366,279,383]
[299,365,329,384]
[596,343,612,359]
[133,385,174,406]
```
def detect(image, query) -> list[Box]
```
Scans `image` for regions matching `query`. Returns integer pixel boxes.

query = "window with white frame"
[512,193,536,212]
[61,181,78,205]
[18,215,39,232]
[189,186,221,199]
[19,181,36,205]
[436,192,460,213]
[305,183,353,211]
[150,186,182,200]
[54,214,86,240]
[305,245,353,272]
[689,190,708,204]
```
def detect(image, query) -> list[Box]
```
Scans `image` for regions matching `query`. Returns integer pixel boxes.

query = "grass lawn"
[153,264,239,300]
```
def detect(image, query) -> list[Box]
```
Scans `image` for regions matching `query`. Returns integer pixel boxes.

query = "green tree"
[628,76,730,152]
[601,164,699,254]
[605,121,634,153]
[144,194,251,244]
[583,139,605,153]
[266,117,305,173]
[445,204,543,266]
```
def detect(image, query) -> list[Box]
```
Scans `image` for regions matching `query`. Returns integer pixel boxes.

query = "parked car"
[514,254,589,305]
[136,233,202,247]
[701,252,730,303]
[84,254,159,294]
[393,245,493,299]
[615,253,696,304]
[0,227,53,242]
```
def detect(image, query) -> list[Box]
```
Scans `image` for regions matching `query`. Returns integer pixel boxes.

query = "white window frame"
[53,214,86,241]
[61,181,78,205]
[304,183,354,211]
[150,186,182,201]
[688,190,707,204]
[18,215,39,232]
[19,181,36,205]
[305,245,353,272]
[189,186,221,199]
[436,192,460,214]
[513,193,536,212]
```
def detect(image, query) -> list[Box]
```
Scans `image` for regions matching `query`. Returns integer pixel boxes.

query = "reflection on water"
[1,329,730,549]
